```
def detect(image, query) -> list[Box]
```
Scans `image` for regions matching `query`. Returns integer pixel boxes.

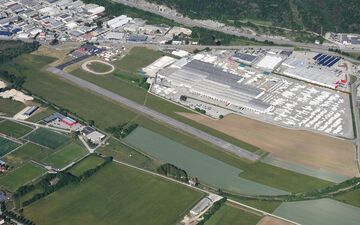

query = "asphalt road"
[47,67,260,161]
[350,78,360,171]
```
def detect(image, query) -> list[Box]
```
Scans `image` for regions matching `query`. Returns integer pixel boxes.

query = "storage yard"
[149,48,357,138]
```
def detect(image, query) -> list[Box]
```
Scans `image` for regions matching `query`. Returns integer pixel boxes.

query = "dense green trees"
[106,123,138,138]
[0,40,40,64]
[157,163,189,182]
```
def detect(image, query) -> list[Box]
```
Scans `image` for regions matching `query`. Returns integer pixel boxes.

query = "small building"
[43,112,65,123]
[81,126,95,136]
[23,106,39,116]
[62,117,77,127]
[86,131,105,144]
[190,197,212,217]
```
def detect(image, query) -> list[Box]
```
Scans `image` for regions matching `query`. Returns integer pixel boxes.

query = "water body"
[274,198,360,225]
[125,127,288,196]
[262,155,350,183]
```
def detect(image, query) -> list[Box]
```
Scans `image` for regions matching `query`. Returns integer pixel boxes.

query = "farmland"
[334,189,360,207]
[0,162,46,191]
[0,120,33,138]
[273,198,360,225]
[23,162,204,225]
[204,203,261,225]
[68,155,105,176]
[42,143,87,169]
[0,98,24,116]
[257,216,294,225]
[24,128,70,149]
[2,143,49,167]
[179,113,359,177]
[0,136,20,157]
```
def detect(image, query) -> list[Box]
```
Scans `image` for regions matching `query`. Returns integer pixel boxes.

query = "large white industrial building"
[157,60,273,113]
[107,15,132,30]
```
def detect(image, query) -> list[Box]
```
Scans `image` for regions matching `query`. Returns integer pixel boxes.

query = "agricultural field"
[257,216,294,225]
[23,128,70,149]
[0,120,33,138]
[68,155,105,177]
[0,136,21,157]
[42,143,87,169]
[1,143,49,168]
[124,126,288,196]
[23,162,204,225]
[205,203,261,225]
[223,197,281,213]
[0,98,24,116]
[0,162,46,191]
[273,198,360,225]
[179,113,359,177]
[334,189,360,207]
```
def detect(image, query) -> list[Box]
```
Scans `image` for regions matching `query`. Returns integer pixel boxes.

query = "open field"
[42,143,87,169]
[256,216,294,225]
[334,189,360,207]
[24,128,70,149]
[0,162,46,191]
[68,155,105,176]
[179,113,359,177]
[125,127,288,196]
[0,98,24,116]
[0,136,20,157]
[0,120,33,138]
[24,162,204,225]
[224,197,281,213]
[273,198,360,225]
[205,203,261,225]
[2,143,49,167]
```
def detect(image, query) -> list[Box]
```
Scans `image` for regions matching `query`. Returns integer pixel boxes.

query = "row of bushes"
[106,123,138,139]
[1,203,35,225]
[157,163,189,183]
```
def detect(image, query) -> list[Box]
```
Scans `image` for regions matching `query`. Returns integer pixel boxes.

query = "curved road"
[47,67,260,161]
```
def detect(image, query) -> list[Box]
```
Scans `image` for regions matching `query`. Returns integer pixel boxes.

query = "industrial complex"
[148,48,357,138]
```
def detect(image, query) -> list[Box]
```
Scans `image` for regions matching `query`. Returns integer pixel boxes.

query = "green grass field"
[0,136,20,157]
[334,189,360,207]
[0,120,33,138]
[239,162,333,193]
[0,98,24,116]
[68,155,105,176]
[1,143,49,167]
[0,162,46,191]
[224,196,281,213]
[24,162,204,225]
[24,128,70,149]
[87,61,113,73]
[205,204,261,225]
[42,143,87,169]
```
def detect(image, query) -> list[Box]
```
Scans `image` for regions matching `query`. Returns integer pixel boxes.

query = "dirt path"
[81,60,115,75]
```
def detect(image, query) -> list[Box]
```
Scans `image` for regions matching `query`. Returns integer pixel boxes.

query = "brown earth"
[178,113,359,177]
[257,216,295,225]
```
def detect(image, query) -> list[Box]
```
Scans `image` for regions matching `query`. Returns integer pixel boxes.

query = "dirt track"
[178,113,359,177]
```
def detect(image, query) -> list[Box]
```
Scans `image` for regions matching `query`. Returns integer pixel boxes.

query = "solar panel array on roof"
[233,53,257,63]
[313,54,341,67]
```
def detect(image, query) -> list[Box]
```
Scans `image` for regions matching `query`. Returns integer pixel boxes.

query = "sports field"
[204,204,261,225]
[2,143,49,167]
[24,128,70,149]
[0,162,46,191]
[125,127,288,196]
[0,120,33,138]
[273,198,360,225]
[0,98,24,116]
[24,162,204,225]
[68,155,105,176]
[0,136,20,157]
[179,113,359,177]
[42,143,87,169]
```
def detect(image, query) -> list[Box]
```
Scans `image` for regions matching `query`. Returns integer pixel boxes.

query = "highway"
[112,0,360,53]
[46,67,260,161]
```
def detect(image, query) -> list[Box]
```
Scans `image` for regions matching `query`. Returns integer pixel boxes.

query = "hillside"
[146,0,360,34]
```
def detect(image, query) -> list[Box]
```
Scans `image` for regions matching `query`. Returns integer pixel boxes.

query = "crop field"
[125,127,288,196]
[24,128,70,149]
[179,113,359,177]
[0,162,46,191]
[334,189,360,207]
[42,143,87,169]
[2,143,49,167]
[257,216,294,225]
[68,155,105,176]
[0,120,33,138]
[273,198,360,225]
[0,98,24,116]
[205,203,261,225]
[0,136,20,157]
[23,162,204,225]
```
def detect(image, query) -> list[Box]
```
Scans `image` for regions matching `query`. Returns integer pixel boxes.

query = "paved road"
[350,78,360,172]
[112,0,360,54]
[47,67,260,161]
